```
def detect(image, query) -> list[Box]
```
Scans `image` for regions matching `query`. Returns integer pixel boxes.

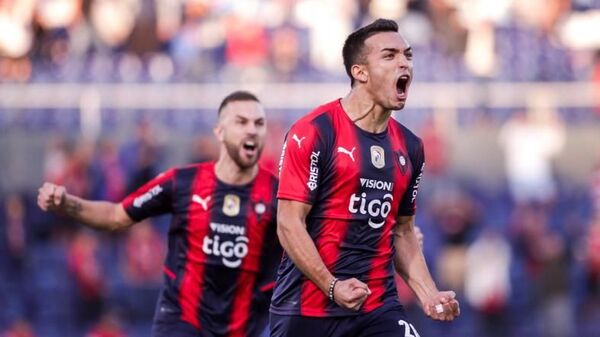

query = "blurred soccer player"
[37,91,280,337]
[271,19,460,337]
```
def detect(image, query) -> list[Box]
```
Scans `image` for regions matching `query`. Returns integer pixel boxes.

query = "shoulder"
[289,100,338,131]
[167,161,214,179]
[258,166,279,185]
[389,118,423,151]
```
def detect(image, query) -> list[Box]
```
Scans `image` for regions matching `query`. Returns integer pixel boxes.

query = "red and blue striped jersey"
[272,99,425,317]
[122,162,280,336]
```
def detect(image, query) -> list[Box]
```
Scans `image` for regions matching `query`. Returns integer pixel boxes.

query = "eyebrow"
[380,46,412,53]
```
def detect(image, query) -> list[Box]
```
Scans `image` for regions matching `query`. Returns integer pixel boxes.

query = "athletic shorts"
[270,301,420,337]
[151,290,270,337]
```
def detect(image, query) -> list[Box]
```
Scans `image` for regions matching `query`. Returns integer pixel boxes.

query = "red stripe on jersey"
[163,266,176,280]
[228,169,274,337]
[300,113,360,316]
[180,163,216,329]
[363,122,412,311]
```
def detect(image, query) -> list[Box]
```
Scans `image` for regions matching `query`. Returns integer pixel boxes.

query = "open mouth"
[242,140,257,152]
[396,75,410,95]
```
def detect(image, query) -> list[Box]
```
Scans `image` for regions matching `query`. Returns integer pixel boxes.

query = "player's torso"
[170,163,277,272]
[309,109,416,258]
[161,163,277,335]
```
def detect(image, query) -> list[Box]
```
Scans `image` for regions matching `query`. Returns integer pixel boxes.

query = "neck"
[341,89,392,133]
[214,149,258,185]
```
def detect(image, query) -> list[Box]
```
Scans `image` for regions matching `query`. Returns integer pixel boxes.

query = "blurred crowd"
[1,112,600,337]
[1,0,600,84]
[2,0,600,337]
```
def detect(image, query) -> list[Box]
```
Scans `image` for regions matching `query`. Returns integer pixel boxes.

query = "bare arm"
[37,182,134,231]
[277,199,370,310]
[394,215,460,321]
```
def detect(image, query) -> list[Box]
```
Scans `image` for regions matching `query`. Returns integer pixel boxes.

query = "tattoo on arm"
[64,199,83,216]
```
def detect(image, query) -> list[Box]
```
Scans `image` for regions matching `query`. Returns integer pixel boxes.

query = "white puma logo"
[192,194,211,211]
[292,134,306,148]
[337,146,356,162]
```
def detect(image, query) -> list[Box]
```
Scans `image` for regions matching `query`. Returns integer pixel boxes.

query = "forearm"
[277,219,333,293]
[394,226,438,303]
[60,194,133,231]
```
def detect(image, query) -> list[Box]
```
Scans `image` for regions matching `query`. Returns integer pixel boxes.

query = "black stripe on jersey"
[362,130,396,306]
[163,166,197,301]
[197,180,248,335]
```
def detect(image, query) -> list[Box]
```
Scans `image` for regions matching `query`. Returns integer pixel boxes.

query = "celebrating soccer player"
[37,91,280,337]
[271,19,460,337]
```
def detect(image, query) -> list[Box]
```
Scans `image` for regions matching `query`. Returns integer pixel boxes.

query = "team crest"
[223,194,241,217]
[370,145,385,169]
[397,151,408,175]
[255,202,266,215]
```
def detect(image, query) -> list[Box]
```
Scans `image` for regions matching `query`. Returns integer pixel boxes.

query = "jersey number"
[398,320,420,337]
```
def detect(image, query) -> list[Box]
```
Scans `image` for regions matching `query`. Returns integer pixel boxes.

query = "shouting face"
[356,31,413,111]
[215,100,267,170]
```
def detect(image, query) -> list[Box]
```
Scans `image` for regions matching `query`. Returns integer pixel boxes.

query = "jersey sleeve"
[121,168,176,222]
[277,121,325,204]
[397,139,425,216]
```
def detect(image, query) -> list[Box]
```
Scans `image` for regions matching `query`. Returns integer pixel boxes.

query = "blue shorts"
[151,290,270,337]
[270,302,420,337]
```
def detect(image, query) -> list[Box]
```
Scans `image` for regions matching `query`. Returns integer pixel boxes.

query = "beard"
[223,139,263,170]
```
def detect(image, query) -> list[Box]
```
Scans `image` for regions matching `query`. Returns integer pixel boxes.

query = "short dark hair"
[218,91,260,115]
[342,19,399,86]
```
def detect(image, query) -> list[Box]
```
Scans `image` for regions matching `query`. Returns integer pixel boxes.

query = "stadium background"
[1,0,600,336]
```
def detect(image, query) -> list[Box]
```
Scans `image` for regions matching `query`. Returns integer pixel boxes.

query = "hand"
[37,182,67,212]
[422,290,460,321]
[332,278,371,311]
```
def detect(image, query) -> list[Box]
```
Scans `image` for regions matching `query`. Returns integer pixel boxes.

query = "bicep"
[277,199,313,228]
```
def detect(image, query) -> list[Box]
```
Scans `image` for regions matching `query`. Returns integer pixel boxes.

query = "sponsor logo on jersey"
[209,222,246,235]
[360,178,394,192]
[410,163,425,203]
[307,151,320,191]
[223,194,241,217]
[203,234,249,268]
[396,150,408,175]
[192,194,211,211]
[370,145,385,169]
[278,141,287,177]
[292,134,306,148]
[203,222,249,268]
[337,146,356,162]
[348,192,394,229]
[133,185,163,208]
[255,202,266,215]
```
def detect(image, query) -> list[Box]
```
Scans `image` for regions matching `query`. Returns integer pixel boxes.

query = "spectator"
[67,230,105,325]
[121,221,164,286]
[465,229,511,337]
[2,319,36,337]
[498,98,565,208]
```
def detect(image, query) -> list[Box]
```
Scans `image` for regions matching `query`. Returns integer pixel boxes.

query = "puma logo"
[337,146,356,162]
[192,194,211,211]
[292,134,306,148]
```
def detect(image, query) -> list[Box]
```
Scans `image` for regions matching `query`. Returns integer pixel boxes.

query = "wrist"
[328,277,339,302]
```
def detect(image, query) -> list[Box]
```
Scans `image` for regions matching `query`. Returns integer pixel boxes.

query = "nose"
[246,122,258,136]
[399,55,410,69]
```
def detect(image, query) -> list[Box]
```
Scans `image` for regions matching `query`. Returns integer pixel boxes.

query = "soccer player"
[37,91,280,337]
[271,19,460,337]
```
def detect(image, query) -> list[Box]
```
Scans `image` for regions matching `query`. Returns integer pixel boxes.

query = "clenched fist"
[37,182,67,212]
[422,290,460,321]
[333,278,371,311]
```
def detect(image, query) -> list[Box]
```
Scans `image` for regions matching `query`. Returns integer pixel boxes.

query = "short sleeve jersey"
[121,162,280,336]
[272,99,425,317]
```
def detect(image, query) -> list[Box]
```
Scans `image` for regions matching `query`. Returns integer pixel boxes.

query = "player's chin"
[237,152,259,169]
